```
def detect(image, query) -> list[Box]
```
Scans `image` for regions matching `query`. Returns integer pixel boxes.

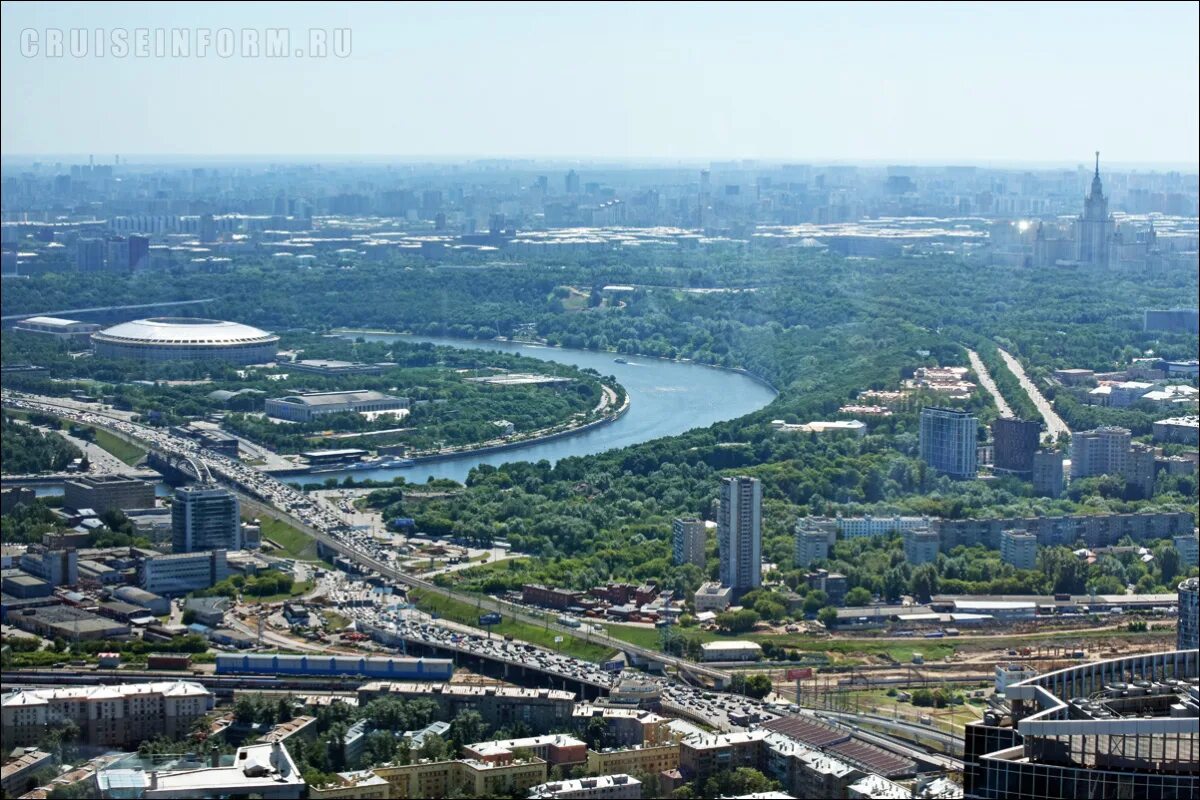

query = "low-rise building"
[11,603,131,641]
[699,641,762,662]
[140,550,229,595]
[265,390,409,422]
[571,705,668,747]
[13,316,99,341]
[463,734,587,768]
[112,586,170,616]
[528,774,642,799]
[376,757,548,799]
[847,773,911,799]
[308,769,391,799]
[100,741,304,799]
[63,475,155,515]
[693,581,732,612]
[1152,416,1200,445]
[586,743,681,777]
[994,662,1037,695]
[357,682,574,732]
[1,681,213,748]
[290,359,386,376]
[0,749,53,797]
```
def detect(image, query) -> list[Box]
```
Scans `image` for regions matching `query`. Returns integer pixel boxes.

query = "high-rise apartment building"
[1031,451,1064,497]
[919,407,978,479]
[717,476,762,596]
[671,518,707,568]
[902,528,941,566]
[793,526,833,568]
[1000,529,1038,570]
[76,237,105,271]
[992,418,1042,474]
[172,484,241,553]
[1069,426,1132,479]
[1179,578,1199,652]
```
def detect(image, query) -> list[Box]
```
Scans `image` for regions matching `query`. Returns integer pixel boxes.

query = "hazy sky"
[2,1,1197,165]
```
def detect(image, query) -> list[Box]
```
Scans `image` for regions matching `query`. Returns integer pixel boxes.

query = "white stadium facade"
[91,317,279,364]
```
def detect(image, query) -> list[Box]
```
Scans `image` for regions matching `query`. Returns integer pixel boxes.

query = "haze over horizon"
[3,1,1197,166]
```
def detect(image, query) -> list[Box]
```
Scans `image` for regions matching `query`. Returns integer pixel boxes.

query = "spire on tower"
[1094,151,1100,177]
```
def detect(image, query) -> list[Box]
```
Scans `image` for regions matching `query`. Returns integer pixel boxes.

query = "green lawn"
[257,515,321,561]
[92,427,147,466]
[253,579,314,603]
[408,589,615,662]
[602,623,955,666]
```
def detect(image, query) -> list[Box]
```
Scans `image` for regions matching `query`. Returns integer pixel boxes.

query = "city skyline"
[2,2,1197,164]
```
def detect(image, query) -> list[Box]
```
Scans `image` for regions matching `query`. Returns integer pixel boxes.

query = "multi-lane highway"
[2,390,731,689]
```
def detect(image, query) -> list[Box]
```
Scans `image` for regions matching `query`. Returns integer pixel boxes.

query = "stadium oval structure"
[91,317,279,364]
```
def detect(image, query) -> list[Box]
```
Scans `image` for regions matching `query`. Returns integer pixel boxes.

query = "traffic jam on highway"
[4,390,785,731]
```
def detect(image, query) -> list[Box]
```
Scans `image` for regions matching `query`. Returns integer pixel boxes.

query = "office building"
[999,530,1038,570]
[672,518,706,567]
[1069,426,1132,479]
[718,476,762,596]
[1031,451,1065,497]
[172,485,241,553]
[794,526,833,568]
[919,407,978,479]
[356,683,572,731]
[528,774,642,800]
[1180,578,1199,652]
[64,474,155,515]
[963,650,1198,799]
[141,550,229,595]
[265,390,410,422]
[902,528,941,566]
[991,418,1042,474]
[565,170,581,195]
[1,681,213,748]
